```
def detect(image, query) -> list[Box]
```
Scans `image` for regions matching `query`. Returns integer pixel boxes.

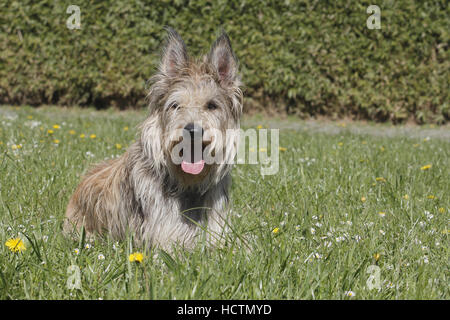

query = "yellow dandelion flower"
[5,238,26,253]
[69,130,76,135]
[375,177,386,182]
[427,195,436,200]
[79,134,85,138]
[379,146,385,152]
[338,142,343,147]
[256,125,263,129]
[361,141,367,145]
[27,115,33,119]
[420,164,432,171]
[403,194,409,200]
[53,124,60,129]
[378,212,386,217]
[47,129,54,134]
[123,126,129,131]
[129,252,144,263]
[272,227,280,234]
[279,147,287,152]
[115,144,122,149]
[11,144,22,150]
[438,208,445,214]
[90,134,96,139]
[53,139,60,144]
[374,253,380,261]
[361,196,366,202]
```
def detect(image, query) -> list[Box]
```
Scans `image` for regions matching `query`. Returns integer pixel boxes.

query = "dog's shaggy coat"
[64,28,243,249]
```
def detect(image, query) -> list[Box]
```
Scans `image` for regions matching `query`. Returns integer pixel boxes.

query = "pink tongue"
[181,160,205,175]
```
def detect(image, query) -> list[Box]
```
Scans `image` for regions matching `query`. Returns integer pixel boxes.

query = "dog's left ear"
[208,31,239,87]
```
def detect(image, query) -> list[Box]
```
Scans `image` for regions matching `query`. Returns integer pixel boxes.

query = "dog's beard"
[160,124,236,193]
[166,131,212,184]
[167,125,219,176]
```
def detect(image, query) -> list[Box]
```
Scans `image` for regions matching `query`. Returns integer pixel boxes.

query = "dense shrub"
[0,1,448,123]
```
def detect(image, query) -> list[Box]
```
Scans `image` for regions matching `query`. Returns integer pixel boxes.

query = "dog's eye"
[207,102,217,110]
[170,102,179,110]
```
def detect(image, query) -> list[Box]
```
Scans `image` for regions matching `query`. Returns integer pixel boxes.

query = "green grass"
[0,106,448,299]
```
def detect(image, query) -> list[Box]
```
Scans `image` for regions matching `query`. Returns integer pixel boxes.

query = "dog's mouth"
[179,140,210,175]
[181,159,205,175]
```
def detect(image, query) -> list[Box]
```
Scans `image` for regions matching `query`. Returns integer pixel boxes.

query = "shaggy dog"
[64,28,243,250]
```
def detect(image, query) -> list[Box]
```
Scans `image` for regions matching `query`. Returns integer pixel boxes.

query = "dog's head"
[141,27,243,192]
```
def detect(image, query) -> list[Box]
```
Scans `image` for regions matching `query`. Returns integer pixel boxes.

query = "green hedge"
[0,1,448,123]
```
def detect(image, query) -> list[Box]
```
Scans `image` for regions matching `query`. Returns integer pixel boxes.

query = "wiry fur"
[64,28,243,250]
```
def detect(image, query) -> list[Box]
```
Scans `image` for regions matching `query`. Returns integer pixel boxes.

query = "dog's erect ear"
[160,27,188,77]
[208,31,239,86]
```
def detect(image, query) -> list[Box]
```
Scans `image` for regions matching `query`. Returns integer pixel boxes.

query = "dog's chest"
[177,191,207,223]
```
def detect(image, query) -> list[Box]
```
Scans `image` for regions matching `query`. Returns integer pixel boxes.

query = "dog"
[63,28,243,250]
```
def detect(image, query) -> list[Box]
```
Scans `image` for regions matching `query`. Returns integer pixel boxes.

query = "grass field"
[0,106,448,299]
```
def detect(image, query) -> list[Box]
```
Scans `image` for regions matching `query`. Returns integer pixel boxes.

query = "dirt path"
[242,117,450,141]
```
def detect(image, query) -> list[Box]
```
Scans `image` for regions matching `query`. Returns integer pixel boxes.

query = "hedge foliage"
[1,1,448,123]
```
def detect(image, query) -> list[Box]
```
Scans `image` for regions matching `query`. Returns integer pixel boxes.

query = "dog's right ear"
[160,27,188,77]
[208,31,239,87]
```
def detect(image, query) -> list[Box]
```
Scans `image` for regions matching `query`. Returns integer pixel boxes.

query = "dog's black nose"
[184,123,204,138]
